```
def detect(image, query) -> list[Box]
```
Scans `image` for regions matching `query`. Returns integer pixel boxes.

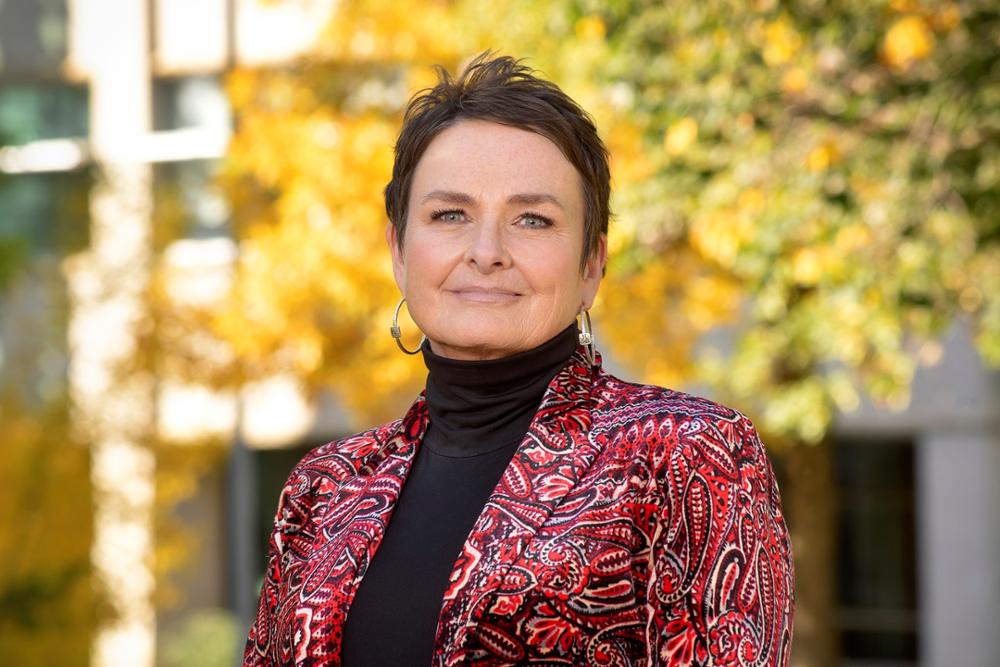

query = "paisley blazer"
[245,349,794,666]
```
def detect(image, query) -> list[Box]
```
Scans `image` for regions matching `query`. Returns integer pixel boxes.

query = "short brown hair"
[384,52,610,268]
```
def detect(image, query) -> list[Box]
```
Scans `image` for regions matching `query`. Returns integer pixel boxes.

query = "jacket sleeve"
[645,412,795,666]
[243,463,316,666]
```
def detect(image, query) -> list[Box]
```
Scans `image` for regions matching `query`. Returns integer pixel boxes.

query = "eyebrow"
[509,192,565,210]
[421,190,476,206]
[421,190,565,211]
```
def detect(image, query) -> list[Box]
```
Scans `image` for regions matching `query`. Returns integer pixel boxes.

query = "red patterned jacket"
[245,349,794,666]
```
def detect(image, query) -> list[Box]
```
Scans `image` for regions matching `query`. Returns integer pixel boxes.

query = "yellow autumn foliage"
[0,399,93,664]
[317,0,469,63]
[780,66,808,94]
[931,3,962,32]
[575,16,606,41]
[882,15,934,70]
[158,0,639,424]
[806,139,841,172]
[153,0,998,435]
[763,16,803,66]
[601,260,696,389]
[689,208,755,268]
[664,117,698,156]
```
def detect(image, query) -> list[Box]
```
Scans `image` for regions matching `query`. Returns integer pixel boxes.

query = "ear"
[580,234,607,310]
[386,223,406,294]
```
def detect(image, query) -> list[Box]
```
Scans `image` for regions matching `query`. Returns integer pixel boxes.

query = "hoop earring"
[578,309,596,366]
[390,297,425,355]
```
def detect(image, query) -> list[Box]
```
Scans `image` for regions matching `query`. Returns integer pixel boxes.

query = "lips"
[448,287,522,303]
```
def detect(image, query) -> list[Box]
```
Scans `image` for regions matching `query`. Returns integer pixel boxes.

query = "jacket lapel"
[434,348,603,665]
[302,396,429,661]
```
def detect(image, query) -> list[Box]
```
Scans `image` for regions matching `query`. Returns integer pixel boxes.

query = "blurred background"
[0,0,997,665]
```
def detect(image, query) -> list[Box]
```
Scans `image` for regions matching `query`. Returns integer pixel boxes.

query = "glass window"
[0,82,88,144]
[153,76,230,133]
[835,438,918,664]
[0,169,91,265]
[153,159,229,246]
[0,171,82,406]
[0,0,70,78]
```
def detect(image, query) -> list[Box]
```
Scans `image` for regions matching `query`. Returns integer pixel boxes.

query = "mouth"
[447,287,523,303]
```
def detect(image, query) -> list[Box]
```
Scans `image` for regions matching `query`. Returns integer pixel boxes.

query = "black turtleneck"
[340,324,579,666]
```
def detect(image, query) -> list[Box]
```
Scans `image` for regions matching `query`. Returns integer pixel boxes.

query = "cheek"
[403,238,450,288]
[524,247,585,301]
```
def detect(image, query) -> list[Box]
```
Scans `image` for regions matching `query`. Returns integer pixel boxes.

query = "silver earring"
[390,297,425,355]
[578,309,596,366]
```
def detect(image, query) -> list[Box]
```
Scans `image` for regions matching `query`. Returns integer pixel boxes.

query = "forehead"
[409,119,582,207]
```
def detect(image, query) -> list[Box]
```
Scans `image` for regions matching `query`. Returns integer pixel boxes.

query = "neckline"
[419,324,579,457]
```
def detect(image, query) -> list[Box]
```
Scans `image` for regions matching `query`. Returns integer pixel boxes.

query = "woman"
[245,53,794,666]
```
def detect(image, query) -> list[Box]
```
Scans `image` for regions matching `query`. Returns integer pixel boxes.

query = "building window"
[0,82,88,144]
[153,75,230,133]
[0,0,70,77]
[0,170,87,405]
[154,159,229,243]
[835,437,918,665]
[0,168,91,261]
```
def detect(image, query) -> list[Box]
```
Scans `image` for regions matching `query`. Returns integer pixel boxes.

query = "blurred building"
[0,1,338,666]
[1,1,997,666]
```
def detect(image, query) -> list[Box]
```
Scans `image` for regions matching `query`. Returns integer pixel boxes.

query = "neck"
[420,324,578,457]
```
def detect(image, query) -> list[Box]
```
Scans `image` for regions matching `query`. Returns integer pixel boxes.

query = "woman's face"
[388,119,606,361]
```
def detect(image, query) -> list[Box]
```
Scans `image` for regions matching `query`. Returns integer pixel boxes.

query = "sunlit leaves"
[154,0,645,426]
[664,118,699,156]
[882,15,935,70]
[213,97,412,421]
[597,0,997,441]
[0,396,94,664]
[762,15,803,67]
[156,0,996,442]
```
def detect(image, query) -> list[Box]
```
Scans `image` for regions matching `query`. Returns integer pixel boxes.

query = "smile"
[448,288,522,303]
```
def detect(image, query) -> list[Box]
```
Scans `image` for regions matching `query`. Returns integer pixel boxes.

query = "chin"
[440,336,519,357]
[428,328,527,359]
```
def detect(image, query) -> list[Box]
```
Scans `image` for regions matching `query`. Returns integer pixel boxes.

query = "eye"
[430,208,465,223]
[517,212,554,229]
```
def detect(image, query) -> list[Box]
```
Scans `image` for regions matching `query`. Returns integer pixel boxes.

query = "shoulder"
[604,374,797,665]
[593,371,746,421]
[592,369,756,442]
[258,416,413,559]
[267,417,409,524]
[591,369,770,483]
[284,417,407,491]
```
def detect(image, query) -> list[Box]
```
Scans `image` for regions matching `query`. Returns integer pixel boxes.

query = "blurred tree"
[599,0,997,437]
[151,0,998,664]
[0,124,97,662]
[0,137,25,288]
[155,0,634,423]
[158,607,239,667]
[0,263,94,665]
[594,1,998,664]
[0,397,94,667]
[0,235,27,289]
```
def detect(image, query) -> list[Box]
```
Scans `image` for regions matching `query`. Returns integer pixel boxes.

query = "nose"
[463,219,511,273]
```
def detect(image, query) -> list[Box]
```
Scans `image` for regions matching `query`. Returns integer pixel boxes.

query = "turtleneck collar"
[420,323,579,458]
